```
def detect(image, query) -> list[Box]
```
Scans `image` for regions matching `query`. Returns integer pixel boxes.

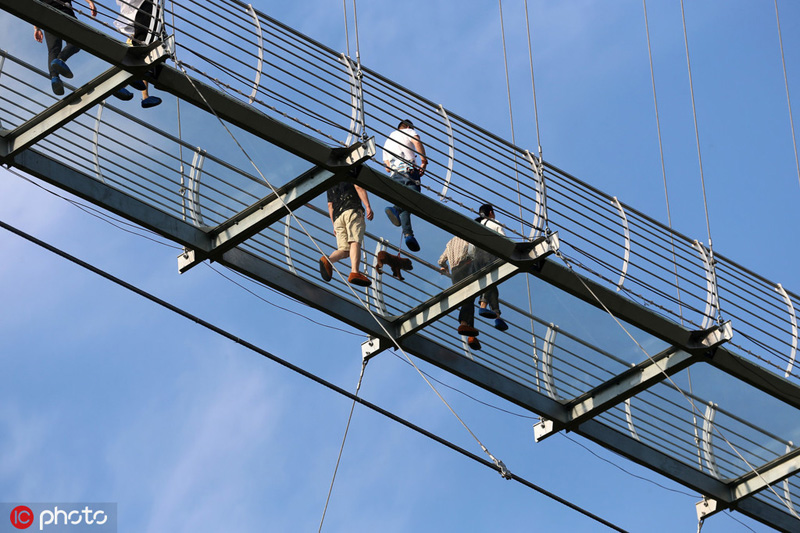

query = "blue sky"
[1,1,799,532]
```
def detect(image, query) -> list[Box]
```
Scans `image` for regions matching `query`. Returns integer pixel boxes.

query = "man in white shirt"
[382,119,428,252]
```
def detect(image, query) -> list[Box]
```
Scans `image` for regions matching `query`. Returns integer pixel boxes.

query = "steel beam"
[396,235,558,338]
[354,165,555,265]
[535,323,733,442]
[1,66,159,162]
[736,497,800,533]
[397,262,521,338]
[535,346,698,442]
[7,147,794,530]
[8,149,207,248]
[532,256,800,411]
[177,139,375,273]
[731,448,800,502]
[178,165,336,273]
[0,0,339,169]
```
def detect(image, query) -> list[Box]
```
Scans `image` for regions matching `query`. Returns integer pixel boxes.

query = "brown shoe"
[457,324,479,337]
[467,336,481,350]
[348,271,371,287]
[319,256,332,282]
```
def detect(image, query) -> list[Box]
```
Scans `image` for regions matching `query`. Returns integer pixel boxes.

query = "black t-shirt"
[327,182,363,222]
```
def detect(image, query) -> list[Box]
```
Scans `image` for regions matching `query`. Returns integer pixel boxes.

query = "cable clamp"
[494,458,512,480]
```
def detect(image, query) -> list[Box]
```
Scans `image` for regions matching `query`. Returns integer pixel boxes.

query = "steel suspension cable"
[500,0,541,391]
[642,0,685,326]
[0,218,630,533]
[774,0,800,190]
[679,0,713,250]
[556,249,800,518]
[166,29,511,506]
[342,0,350,58]
[318,358,367,532]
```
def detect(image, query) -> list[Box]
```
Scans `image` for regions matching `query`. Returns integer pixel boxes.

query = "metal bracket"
[327,137,375,167]
[696,498,720,522]
[510,232,559,264]
[283,213,296,274]
[362,336,386,362]
[701,402,721,479]
[533,419,555,442]
[0,65,162,162]
[525,150,546,239]
[92,102,105,183]
[340,54,361,145]
[693,240,721,330]
[541,323,559,401]
[688,321,733,350]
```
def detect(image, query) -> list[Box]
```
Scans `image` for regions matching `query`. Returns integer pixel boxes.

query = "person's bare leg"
[329,248,348,264]
[349,240,361,274]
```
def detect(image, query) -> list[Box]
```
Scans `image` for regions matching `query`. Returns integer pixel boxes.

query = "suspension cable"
[0,218,629,533]
[351,0,366,139]
[522,0,543,391]
[318,358,368,532]
[774,0,800,190]
[679,0,722,325]
[679,1,713,251]
[166,22,509,505]
[555,249,800,519]
[342,0,350,58]
[497,0,523,235]
[642,0,684,326]
[523,0,542,158]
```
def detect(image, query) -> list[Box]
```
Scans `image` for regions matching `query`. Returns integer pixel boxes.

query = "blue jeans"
[44,8,80,77]
[451,261,476,327]
[389,168,420,237]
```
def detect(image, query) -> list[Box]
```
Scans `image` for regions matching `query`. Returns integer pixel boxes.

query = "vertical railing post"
[283,213,296,275]
[776,283,798,378]
[92,102,105,183]
[245,4,264,104]
[693,241,720,330]
[437,104,455,202]
[542,323,559,400]
[611,196,631,292]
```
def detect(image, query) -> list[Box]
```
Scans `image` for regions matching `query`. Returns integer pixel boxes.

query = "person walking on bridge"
[382,119,428,253]
[319,177,374,287]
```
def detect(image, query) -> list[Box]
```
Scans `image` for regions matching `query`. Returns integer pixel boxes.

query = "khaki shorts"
[334,209,365,251]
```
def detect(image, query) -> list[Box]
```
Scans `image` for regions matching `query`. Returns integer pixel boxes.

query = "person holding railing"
[439,235,481,351]
[382,119,428,253]
[474,203,509,332]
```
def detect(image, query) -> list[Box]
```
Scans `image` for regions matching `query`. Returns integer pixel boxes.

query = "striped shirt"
[438,236,473,270]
